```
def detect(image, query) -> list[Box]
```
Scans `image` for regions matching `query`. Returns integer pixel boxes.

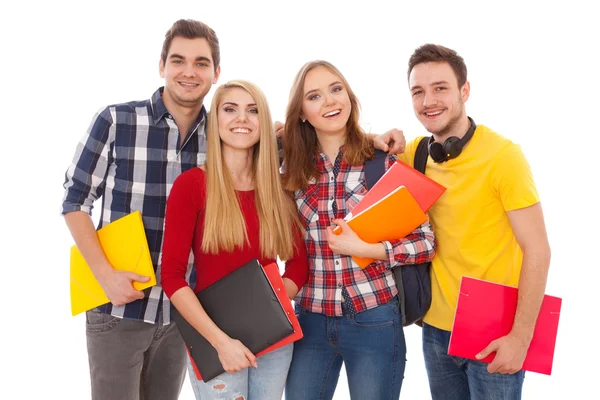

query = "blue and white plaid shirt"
[62,87,206,324]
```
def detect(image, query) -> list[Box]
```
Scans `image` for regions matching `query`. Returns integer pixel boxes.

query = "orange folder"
[448,277,562,375]
[334,185,427,269]
[352,160,446,215]
[188,262,303,381]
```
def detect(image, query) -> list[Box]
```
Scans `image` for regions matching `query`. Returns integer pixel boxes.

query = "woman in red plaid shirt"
[282,61,436,400]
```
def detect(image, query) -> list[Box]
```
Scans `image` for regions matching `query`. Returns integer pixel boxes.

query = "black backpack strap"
[364,149,388,189]
[414,137,430,173]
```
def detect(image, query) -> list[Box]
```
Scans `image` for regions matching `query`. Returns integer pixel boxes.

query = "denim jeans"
[423,323,525,400]
[285,297,406,400]
[187,343,293,400]
[85,309,187,400]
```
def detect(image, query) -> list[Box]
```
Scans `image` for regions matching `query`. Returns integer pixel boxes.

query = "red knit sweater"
[160,167,308,298]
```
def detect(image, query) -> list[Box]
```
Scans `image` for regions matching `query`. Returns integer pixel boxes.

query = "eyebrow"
[410,80,449,91]
[304,81,343,97]
[168,54,212,64]
[221,102,257,107]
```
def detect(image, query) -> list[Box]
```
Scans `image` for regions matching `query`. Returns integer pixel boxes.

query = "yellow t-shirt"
[398,124,539,331]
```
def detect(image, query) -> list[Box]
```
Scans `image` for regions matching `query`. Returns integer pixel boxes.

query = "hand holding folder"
[69,211,156,316]
[448,277,561,375]
[333,185,427,268]
[174,259,303,382]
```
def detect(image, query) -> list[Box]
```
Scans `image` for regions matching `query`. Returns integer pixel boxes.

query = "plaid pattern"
[294,150,436,316]
[62,87,206,324]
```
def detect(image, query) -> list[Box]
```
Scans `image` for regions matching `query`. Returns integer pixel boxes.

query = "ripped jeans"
[187,343,293,400]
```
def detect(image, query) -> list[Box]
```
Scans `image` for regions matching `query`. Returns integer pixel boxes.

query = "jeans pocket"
[351,304,395,328]
[85,310,123,333]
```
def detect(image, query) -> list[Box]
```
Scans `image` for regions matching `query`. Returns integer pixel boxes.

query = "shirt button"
[330,196,334,200]
[330,176,334,181]
[337,282,343,287]
[335,260,340,265]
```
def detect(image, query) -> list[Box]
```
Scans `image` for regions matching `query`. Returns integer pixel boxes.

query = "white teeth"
[180,82,198,87]
[425,110,443,116]
[232,128,250,134]
[323,110,341,117]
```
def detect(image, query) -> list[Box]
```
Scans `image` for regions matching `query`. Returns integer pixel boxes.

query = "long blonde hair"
[202,80,300,260]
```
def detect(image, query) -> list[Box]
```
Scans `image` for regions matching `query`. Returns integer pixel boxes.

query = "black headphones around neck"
[428,117,477,163]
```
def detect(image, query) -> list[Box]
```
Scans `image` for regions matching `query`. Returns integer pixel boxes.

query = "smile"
[231,128,251,134]
[322,109,341,118]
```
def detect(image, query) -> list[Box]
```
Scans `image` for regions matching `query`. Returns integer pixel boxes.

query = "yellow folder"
[69,211,156,316]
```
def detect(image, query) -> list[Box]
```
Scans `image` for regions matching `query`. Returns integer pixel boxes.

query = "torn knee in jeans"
[211,379,226,391]
[234,395,244,400]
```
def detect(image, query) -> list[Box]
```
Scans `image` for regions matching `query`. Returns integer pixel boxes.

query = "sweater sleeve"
[281,224,309,290]
[160,170,203,298]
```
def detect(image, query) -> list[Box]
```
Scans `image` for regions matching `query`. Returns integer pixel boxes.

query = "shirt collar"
[150,87,207,129]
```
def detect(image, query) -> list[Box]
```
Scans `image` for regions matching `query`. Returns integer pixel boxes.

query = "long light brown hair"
[281,60,374,191]
[202,80,300,260]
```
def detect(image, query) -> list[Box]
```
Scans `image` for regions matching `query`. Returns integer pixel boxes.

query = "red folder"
[188,262,303,381]
[448,277,561,375]
[352,160,446,215]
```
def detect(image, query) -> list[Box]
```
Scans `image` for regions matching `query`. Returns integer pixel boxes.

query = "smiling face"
[301,66,352,138]
[159,36,220,109]
[409,61,470,137]
[217,87,260,152]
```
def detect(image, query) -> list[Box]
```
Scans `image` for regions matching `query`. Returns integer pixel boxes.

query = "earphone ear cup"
[428,141,447,163]
[443,136,462,159]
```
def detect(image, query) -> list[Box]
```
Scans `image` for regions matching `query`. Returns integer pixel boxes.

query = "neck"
[316,128,346,162]
[162,91,205,143]
[222,146,255,190]
[432,114,471,143]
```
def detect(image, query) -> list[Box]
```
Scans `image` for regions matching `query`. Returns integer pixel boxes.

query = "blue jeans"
[285,297,406,400]
[423,323,525,400]
[187,343,293,400]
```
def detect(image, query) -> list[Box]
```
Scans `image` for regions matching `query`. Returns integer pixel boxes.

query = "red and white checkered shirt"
[293,150,436,316]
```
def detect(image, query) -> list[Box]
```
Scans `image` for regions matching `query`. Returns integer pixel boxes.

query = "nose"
[183,62,196,77]
[422,91,437,107]
[237,111,248,122]
[323,92,335,106]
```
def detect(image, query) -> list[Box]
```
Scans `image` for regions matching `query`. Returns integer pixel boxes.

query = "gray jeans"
[86,309,187,400]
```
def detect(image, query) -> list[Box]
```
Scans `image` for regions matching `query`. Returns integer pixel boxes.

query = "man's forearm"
[64,211,113,280]
[511,250,551,345]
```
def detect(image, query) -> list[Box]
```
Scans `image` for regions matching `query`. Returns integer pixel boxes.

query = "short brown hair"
[161,19,220,71]
[408,44,467,87]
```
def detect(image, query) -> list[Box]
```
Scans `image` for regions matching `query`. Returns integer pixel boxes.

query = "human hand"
[98,269,149,306]
[372,128,406,154]
[274,120,285,139]
[476,333,529,374]
[326,219,367,257]
[215,337,258,373]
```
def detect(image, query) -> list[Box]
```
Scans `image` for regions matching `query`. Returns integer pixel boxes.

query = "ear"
[213,65,221,84]
[461,81,470,103]
[159,59,165,79]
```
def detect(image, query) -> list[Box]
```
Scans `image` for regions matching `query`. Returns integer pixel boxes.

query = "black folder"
[171,258,294,382]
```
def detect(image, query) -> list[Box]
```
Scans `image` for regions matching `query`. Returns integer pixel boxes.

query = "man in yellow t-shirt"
[397,44,551,400]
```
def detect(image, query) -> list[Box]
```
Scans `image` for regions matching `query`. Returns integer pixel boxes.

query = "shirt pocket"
[295,185,320,240]
[344,177,368,212]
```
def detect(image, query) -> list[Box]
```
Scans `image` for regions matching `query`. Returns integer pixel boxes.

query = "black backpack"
[364,138,431,327]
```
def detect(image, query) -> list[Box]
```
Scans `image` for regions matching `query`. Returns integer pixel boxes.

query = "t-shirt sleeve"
[396,136,424,166]
[491,143,540,211]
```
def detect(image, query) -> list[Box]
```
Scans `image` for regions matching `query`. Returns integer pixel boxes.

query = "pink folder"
[448,276,561,375]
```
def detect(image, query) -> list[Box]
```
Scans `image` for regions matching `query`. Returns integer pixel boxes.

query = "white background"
[1,0,598,399]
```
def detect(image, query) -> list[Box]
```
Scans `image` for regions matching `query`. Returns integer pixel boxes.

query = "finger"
[128,272,150,283]
[476,341,498,360]
[244,348,258,368]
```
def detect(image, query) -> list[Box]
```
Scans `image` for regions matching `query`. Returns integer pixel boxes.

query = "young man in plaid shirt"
[61,19,221,400]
